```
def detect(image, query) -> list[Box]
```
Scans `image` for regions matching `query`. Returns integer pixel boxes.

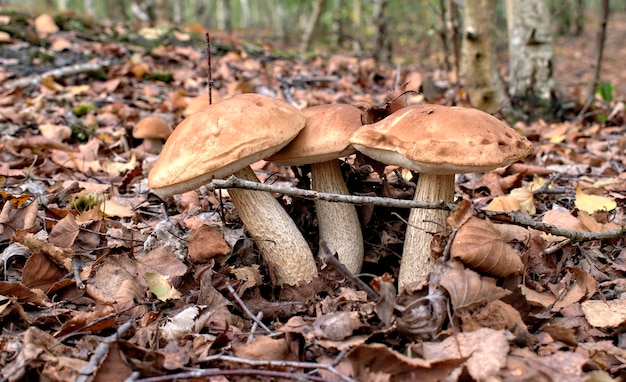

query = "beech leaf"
[440,268,511,310]
[450,217,523,277]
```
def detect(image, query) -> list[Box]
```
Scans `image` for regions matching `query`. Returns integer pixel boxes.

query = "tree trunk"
[506,0,555,110]
[575,0,584,35]
[299,0,326,53]
[216,0,232,33]
[240,0,250,26]
[439,0,451,72]
[580,0,609,116]
[372,0,391,61]
[460,0,507,113]
[448,0,462,83]
[351,0,363,52]
[154,0,169,24]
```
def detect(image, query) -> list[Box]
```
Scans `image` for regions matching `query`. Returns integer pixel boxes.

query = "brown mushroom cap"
[133,116,173,140]
[350,104,533,174]
[148,94,307,196]
[267,104,363,165]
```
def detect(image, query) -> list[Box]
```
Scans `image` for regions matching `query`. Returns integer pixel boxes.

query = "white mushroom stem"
[228,166,318,285]
[311,160,364,274]
[399,173,455,290]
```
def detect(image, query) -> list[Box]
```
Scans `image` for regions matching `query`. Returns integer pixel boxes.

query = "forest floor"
[0,8,625,382]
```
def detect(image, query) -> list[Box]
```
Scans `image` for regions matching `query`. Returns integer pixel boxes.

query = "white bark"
[506,0,554,104]
[460,0,507,113]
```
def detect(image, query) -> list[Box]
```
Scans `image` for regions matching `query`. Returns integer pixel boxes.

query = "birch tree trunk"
[460,0,507,113]
[372,0,391,61]
[506,0,555,109]
[299,0,326,53]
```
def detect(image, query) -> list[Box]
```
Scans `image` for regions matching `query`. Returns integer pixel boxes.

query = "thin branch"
[208,176,455,211]
[195,354,355,382]
[226,283,273,334]
[208,176,626,242]
[1,61,110,93]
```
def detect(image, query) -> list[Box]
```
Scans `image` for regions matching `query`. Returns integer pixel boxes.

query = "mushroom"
[148,94,318,285]
[267,104,364,274]
[350,104,533,289]
[133,116,173,154]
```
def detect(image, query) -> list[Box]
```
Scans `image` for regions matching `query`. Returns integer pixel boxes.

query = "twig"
[1,61,110,93]
[76,321,134,382]
[577,0,610,120]
[205,32,213,105]
[194,354,355,382]
[208,176,626,242]
[226,283,272,334]
[208,175,455,211]
[320,241,379,301]
[133,368,340,382]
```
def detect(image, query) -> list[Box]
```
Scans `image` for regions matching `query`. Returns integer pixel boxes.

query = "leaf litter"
[0,10,625,382]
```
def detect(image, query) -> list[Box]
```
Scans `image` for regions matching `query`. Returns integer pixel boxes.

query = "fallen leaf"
[450,217,523,277]
[440,268,511,310]
[144,272,182,302]
[581,299,626,328]
[575,183,616,214]
[422,328,509,381]
[483,195,520,212]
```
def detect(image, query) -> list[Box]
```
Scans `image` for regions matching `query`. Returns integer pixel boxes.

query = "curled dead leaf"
[440,268,511,310]
[450,217,523,277]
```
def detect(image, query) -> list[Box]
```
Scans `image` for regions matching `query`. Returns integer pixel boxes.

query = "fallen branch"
[208,176,626,242]
[1,61,110,93]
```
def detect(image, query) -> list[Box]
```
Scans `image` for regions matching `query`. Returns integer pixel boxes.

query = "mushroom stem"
[228,166,318,285]
[399,173,455,289]
[311,160,364,274]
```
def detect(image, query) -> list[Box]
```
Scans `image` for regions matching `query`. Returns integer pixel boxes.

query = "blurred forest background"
[1,0,624,117]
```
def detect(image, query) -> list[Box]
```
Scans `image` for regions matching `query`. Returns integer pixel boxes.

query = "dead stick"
[208,176,626,242]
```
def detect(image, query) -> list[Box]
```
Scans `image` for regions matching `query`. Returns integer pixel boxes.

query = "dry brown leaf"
[347,343,465,382]
[313,311,364,341]
[521,267,596,312]
[581,299,626,328]
[85,255,145,311]
[542,209,587,232]
[483,195,521,212]
[0,199,39,241]
[187,224,231,264]
[13,230,73,271]
[34,13,59,35]
[48,213,79,248]
[21,252,64,293]
[450,217,523,277]
[38,123,71,141]
[446,199,474,230]
[92,341,134,382]
[439,268,511,310]
[510,187,536,214]
[135,247,188,283]
[233,335,297,361]
[0,281,51,307]
[422,328,509,381]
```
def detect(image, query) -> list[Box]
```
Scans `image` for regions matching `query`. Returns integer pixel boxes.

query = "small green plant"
[596,81,614,102]
[72,102,95,117]
[145,70,174,82]
[70,194,99,213]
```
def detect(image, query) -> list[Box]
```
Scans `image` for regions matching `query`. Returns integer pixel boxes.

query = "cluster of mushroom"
[148,93,533,289]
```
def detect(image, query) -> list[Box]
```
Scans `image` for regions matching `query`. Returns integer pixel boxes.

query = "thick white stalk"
[228,166,318,285]
[399,173,455,290]
[311,161,364,274]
